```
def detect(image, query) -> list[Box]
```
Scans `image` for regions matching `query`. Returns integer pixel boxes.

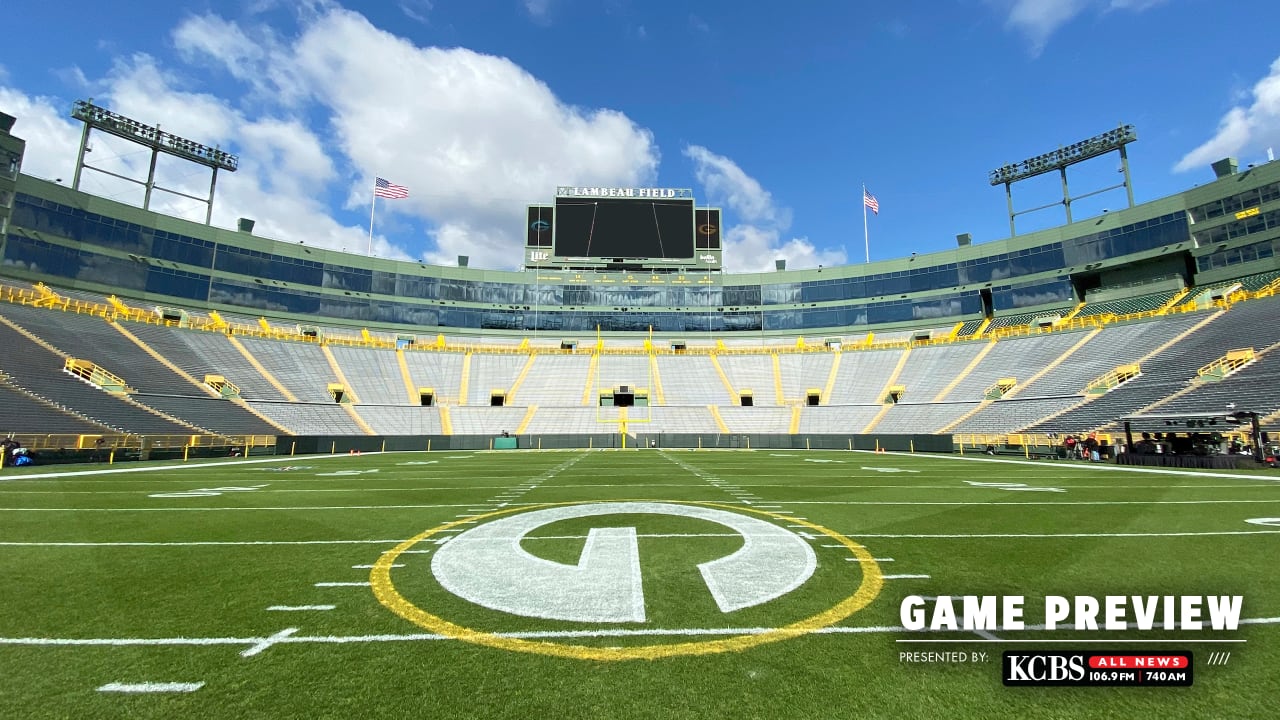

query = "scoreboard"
[525,187,721,271]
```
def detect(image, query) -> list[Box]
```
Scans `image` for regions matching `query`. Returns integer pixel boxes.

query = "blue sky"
[3,0,1280,271]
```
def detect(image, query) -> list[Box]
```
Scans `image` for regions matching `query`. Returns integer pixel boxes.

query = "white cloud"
[399,0,433,24]
[0,87,83,181]
[993,0,1167,54]
[683,145,844,273]
[683,145,779,225]
[721,225,846,274]
[524,0,553,21]
[1106,0,1166,10]
[1004,0,1088,53]
[1176,55,1280,173]
[2,6,660,269]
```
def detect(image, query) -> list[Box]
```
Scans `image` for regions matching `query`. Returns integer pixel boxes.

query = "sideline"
[848,449,1280,482]
[0,451,392,481]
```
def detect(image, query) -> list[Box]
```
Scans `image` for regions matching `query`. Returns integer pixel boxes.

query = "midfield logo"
[370,500,886,660]
[431,502,816,622]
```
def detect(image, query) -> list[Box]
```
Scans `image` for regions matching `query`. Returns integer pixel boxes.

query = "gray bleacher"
[176,331,288,400]
[945,332,1085,402]
[449,406,529,435]
[718,356,779,404]
[718,406,792,433]
[134,394,279,436]
[0,382,110,435]
[403,352,466,404]
[1028,295,1280,432]
[1147,348,1280,420]
[358,406,444,435]
[523,406,625,434]
[468,354,528,405]
[1010,314,1206,400]
[826,349,907,404]
[126,324,284,400]
[656,355,730,405]
[798,405,883,434]
[238,338,335,403]
[778,353,835,404]
[0,304,195,395]
[950,397,1081,434]
[986,307,1071,330]
[516,355,590,406]
[595,356,653,394]
[0,316,199,435]
[894,343,988,402]
[648,406,716,432]
[246,401,366,435]
[1077,290,1179,318]
[330,347,407,405]
[874,402,981,433]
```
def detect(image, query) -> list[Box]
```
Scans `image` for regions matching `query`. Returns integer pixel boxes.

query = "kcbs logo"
[1003,652,1085,684]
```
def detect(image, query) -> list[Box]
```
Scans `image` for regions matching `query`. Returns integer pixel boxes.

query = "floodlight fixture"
[69,99,238,225]
[988,124,1138,236]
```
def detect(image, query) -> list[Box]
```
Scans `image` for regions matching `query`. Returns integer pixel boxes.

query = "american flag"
[863,189,880,215]
[374,177,409,199]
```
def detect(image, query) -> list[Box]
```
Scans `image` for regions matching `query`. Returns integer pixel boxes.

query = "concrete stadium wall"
[276,433,953,455]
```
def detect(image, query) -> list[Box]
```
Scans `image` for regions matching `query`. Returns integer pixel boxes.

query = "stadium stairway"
[504,353,538,405]
[657,355,735,406]
[226,335,299,401]
[860,347,914,432]
[648,355,667,405]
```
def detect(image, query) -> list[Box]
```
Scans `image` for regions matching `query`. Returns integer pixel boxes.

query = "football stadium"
[2,91,1280,716]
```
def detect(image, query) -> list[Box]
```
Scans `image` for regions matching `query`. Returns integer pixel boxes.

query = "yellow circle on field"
[370,500,883,661]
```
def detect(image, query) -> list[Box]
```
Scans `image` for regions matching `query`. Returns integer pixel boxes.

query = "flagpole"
[367,178,377,257]
[862,183,870,264]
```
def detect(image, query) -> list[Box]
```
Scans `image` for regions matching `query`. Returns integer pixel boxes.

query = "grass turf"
[0,449,1277,719]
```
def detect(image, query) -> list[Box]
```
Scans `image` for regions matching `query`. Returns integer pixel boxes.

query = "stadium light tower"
[70,99,238,225]
[989,124,1137,236]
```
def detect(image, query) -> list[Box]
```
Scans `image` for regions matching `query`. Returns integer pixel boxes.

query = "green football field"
[1,449,1278,719]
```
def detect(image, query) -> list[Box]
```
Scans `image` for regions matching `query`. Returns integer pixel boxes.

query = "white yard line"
[6,617,1276,655]
[314,582,370,588]
[97,682,204,693]
[4,497,1278,513]
[856,529,1280,539]
[5,526,1280,548]
[4,482,1267,494]
[240,628,299,657]
[266,605,335,612]
[882,574,931,579]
